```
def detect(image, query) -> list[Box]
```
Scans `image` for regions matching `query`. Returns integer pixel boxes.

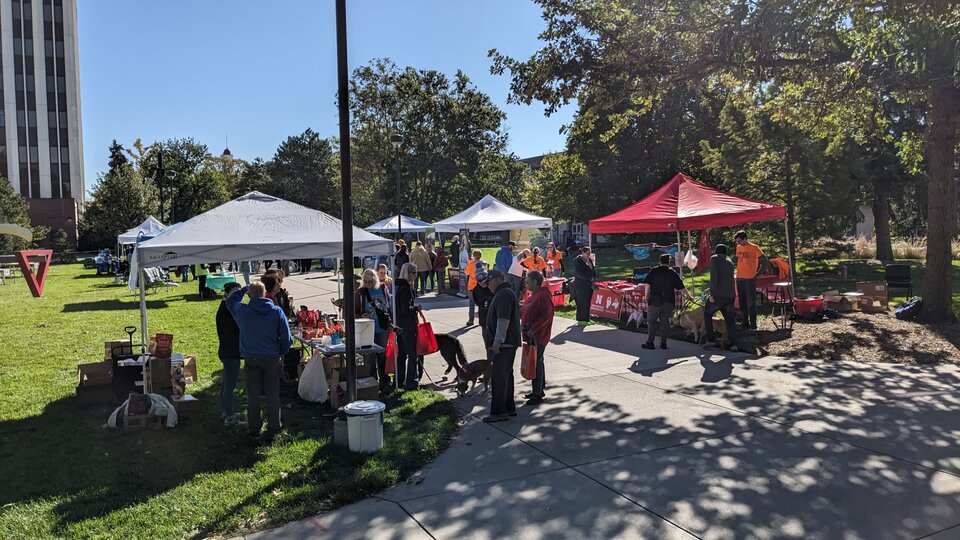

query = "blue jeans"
[219,357,241,417]
[532,343,546,397]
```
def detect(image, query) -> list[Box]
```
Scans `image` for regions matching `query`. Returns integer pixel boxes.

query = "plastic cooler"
[343,400,385,453]
[794,296,823,319]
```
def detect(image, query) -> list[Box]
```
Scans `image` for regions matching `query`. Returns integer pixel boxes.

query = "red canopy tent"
[589,173,785,233]
[589,173,792,296]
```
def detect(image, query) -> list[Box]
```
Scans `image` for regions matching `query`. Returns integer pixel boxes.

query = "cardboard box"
[76,361,114,405]
[104,340,131,360]
[860,297,889,313]
[857,282,888,301]
[822,291,855,313]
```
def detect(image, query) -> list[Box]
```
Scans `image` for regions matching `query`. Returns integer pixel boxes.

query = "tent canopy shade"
[433,194,552,233]
[117,216,166,245]
[136,192,394,268]
[365,215,433,234]
[589,173,786,233]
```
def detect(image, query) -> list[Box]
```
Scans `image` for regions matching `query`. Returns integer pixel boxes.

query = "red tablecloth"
[590,281,684,320]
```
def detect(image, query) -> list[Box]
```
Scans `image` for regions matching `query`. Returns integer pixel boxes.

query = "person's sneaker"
[507,411,518,417]
[577,321,589,326]
[641,342,656,350]
[525,397,543,406]
[466,320,474,326]
[660,342,668,350]
[482,414,509,423]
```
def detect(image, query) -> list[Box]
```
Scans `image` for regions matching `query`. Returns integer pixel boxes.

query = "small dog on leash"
[711,316,729,346]
[671,307,706,344]
[626,309,644,328]
[455,359,492,396]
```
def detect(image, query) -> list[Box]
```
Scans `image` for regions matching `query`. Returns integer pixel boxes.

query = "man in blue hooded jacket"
[227,281,292,439]
[495,241,516,274]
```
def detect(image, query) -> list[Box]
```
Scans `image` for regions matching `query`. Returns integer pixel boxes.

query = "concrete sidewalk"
[244,271,960,539]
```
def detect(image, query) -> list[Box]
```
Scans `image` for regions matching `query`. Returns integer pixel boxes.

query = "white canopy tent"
[364,214,433,234]
[133,191,394,344]
[433,194,552,233]
[117,216,167,245]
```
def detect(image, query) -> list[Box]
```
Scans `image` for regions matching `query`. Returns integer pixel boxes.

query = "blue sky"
[77,0,574,190]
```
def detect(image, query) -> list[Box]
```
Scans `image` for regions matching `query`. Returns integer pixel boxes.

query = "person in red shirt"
[520,270,554,405]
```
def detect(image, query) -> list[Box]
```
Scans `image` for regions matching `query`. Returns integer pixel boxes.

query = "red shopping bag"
[385,331,397,374]
[415,312,439,356]
[520,341,538,380]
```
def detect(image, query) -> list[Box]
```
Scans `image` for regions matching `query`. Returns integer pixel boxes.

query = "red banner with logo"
[589,288,622,320]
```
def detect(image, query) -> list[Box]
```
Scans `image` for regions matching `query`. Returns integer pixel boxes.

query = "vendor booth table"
[204,274,237,292]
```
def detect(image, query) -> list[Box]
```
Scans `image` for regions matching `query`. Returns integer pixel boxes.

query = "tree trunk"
[873,182,894,262]
[920,38,959,322]
[784,147,798,288]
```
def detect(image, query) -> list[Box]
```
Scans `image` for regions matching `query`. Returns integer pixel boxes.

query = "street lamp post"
[390,134,403,243]
[154,151,178,224]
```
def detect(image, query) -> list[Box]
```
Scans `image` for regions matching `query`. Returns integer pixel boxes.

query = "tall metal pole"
[336,0,357,404]
[395,145,402,244]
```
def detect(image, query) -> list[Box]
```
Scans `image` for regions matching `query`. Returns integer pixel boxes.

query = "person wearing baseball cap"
[472,270,494,330]
[482,269,521,422]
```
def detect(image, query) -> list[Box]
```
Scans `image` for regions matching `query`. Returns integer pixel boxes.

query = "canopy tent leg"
[139,268,148,352]
[675,229,684,284]
[784,219,797,299]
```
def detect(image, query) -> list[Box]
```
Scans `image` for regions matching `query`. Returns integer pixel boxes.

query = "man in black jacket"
[482,270,521,423]
[704,244,738,351]
[573,247,597,326]
[394,262,421,390]
[216,282,246,427]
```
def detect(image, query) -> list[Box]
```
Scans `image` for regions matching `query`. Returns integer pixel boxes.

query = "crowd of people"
[209,229,767,435]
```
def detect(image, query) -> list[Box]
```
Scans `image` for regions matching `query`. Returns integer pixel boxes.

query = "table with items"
[589,281,686,321]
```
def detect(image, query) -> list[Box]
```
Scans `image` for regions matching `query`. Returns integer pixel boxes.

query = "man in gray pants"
[227,281,292,441]
[642,254,692,350]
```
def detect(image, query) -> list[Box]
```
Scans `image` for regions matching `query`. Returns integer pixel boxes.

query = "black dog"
[434,333,468,375]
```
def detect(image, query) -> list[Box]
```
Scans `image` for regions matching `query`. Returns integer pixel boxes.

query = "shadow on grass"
[62,299,170,312]
[0,370,458,539]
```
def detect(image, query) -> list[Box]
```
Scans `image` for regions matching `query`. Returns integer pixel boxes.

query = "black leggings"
[575,284,593,321]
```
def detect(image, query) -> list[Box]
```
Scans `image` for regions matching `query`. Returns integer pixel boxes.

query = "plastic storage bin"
[343,400,385,453]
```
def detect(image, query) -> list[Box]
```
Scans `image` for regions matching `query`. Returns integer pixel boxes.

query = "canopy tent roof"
[136,191,394,268]
[117,216,166,245]
[365,214,433,234]
[433,194,552,233]
[589,173,786,233]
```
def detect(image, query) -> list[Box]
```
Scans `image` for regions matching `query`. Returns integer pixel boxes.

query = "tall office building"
[0,0,83,242]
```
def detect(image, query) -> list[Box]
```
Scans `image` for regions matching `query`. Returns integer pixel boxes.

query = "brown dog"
[455,360,492,396]
[711,316,729,346]
[671,306,706,344]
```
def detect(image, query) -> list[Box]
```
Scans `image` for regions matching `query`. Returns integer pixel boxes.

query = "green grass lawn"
[0,264,459,539]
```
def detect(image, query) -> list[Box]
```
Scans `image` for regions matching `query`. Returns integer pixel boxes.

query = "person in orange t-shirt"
[734,230,764,330]
[545,241,564,277]
[522,247,548,274]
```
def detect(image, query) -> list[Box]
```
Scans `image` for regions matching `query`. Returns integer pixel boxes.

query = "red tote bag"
[385,331,397,374]
[415,312,439,356]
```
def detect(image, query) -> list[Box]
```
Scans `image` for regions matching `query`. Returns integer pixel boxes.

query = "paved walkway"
[241,271,960,539]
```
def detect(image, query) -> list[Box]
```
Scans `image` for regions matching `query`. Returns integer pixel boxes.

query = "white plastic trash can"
[343,400,386,453]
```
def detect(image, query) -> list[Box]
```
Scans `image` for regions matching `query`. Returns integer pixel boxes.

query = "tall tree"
[0,179,41,252]
[268,129,340,215]
[492,0,959,321]
[107,140,128,175]
[349,59,527,223]
[79,164,156,250]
